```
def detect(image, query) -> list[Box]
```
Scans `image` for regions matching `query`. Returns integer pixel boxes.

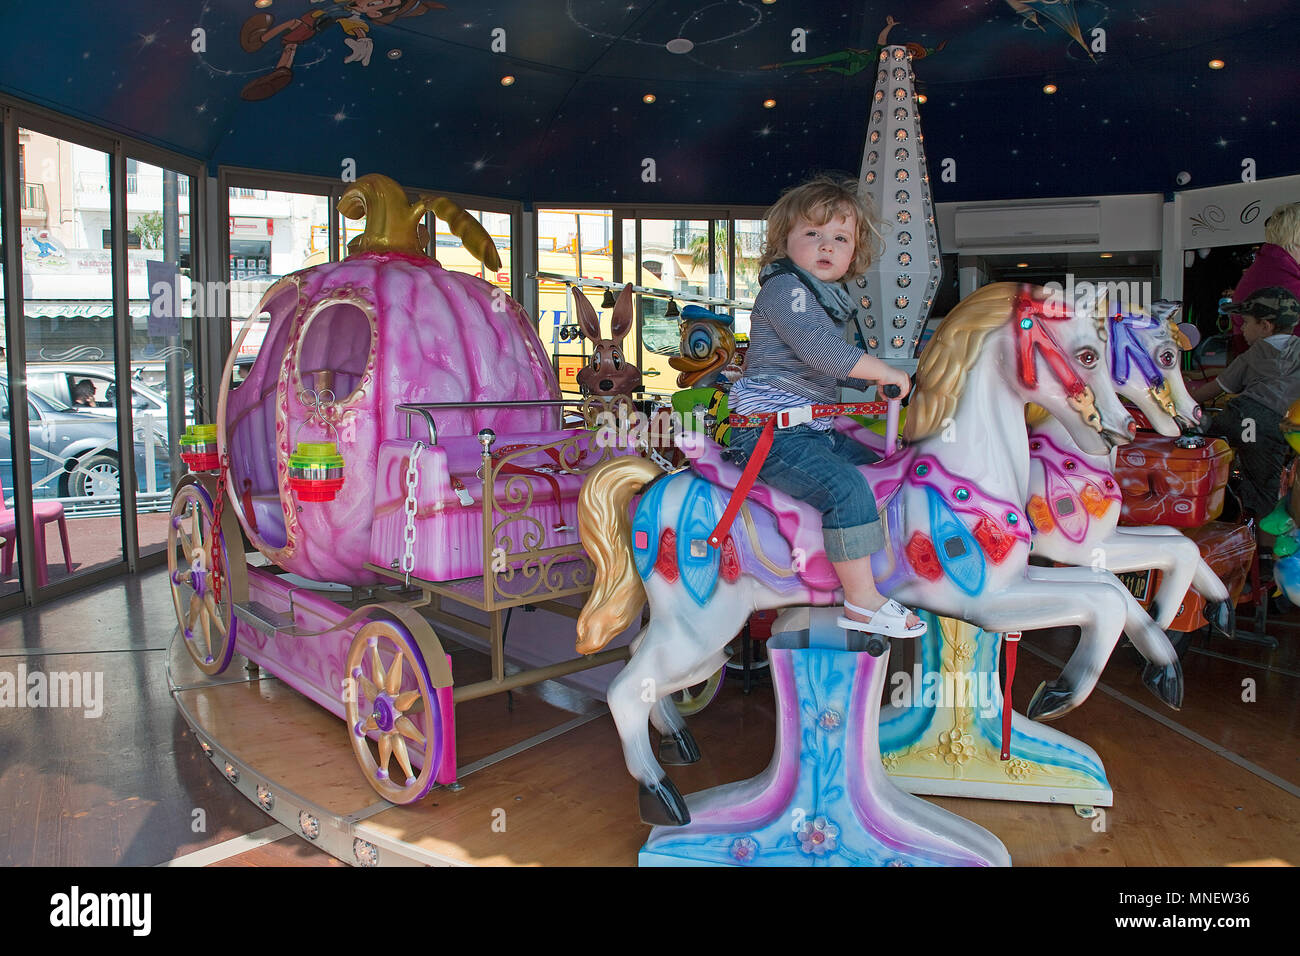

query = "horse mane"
[905,282,1024,442]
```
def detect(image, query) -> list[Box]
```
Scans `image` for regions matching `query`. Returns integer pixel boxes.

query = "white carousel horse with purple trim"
[577,282,1168,829]
[1018,301,1228,714]
[836,300,1230,714]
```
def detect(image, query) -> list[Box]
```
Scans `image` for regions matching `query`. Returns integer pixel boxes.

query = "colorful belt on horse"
[728,401,891,429]
[709,401,891,547]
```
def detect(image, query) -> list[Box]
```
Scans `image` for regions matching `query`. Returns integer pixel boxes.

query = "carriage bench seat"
[368,428,625,583]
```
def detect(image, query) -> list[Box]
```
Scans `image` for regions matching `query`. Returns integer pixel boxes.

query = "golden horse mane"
[904,282,1024,442]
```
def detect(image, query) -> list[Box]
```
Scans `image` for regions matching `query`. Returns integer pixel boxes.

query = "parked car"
[0,376,170,500]
[25,363,187,423]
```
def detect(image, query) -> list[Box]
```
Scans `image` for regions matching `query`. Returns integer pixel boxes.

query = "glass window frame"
[2,96,206,609]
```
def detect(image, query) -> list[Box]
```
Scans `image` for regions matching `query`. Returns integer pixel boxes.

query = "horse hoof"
[1202,601,1230,634]
[1142,659,1184,710]
[658,728,702,765]
[638,777,691,827]
[1026,679,1074,721]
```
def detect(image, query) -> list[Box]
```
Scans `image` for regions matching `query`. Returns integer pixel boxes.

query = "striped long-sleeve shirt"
[731,272,869,429]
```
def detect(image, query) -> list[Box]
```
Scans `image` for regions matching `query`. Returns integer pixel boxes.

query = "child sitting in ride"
[1192,286,1300,521]
[728,174,926,639]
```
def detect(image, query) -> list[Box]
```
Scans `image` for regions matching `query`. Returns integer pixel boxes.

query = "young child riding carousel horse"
[728,174,927,639]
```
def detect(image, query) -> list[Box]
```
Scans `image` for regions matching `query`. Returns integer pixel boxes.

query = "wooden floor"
[2,564,1298,866]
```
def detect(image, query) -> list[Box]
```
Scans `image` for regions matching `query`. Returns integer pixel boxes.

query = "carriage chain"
[402,442,424,585]
[211,454,230,605]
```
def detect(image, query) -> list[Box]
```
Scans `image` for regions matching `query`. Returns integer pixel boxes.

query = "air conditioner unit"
[954,201,1101,248]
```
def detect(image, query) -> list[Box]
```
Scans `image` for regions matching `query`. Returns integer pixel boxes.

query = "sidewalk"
[2,511,172,592]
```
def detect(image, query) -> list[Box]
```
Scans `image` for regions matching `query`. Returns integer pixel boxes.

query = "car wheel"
[60,452,121,498]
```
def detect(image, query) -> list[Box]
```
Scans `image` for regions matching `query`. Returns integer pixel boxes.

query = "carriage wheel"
[344,620,443,805]
[671,666,725,717]
[168,480,238,676]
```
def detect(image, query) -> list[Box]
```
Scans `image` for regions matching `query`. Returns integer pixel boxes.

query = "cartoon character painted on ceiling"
[762,16,946,76]
[238,0,445,101]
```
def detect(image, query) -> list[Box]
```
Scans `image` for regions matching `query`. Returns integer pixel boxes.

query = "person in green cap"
[1192,286,1300,525]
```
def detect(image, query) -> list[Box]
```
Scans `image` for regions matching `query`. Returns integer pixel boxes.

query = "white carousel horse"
[577,283,1168,826]
[1020,304,1229,713]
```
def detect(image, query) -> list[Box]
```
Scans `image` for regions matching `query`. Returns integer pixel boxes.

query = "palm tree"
[687,223,760,299]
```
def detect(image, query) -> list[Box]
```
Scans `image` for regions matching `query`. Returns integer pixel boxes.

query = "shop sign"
[229,217,273,239]
[1178,173,1300,250]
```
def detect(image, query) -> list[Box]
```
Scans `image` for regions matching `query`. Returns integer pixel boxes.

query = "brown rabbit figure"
[574,283,643,396]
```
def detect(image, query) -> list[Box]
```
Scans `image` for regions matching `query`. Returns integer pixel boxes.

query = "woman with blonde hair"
[1229,202,1300,355]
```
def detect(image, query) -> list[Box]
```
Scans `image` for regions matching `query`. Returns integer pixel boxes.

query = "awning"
[20,301,153,320]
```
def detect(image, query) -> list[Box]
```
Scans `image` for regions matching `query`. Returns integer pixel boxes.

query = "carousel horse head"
[1104,299,1200,435]
[904,283,1135,456]
[575,283,643,397]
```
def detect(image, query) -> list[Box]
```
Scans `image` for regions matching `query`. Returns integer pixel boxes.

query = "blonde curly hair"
[1265,203,1300,255]
[760,174,884,278]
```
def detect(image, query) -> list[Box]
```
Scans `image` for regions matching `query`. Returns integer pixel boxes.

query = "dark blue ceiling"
[4,1,1298,205]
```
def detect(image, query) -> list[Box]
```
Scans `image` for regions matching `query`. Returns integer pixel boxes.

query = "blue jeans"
[729,423,884,561]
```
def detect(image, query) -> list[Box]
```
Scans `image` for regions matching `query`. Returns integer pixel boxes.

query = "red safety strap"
[708,400,889,548]
[709,418,775,548]
[1000,631,1021,760]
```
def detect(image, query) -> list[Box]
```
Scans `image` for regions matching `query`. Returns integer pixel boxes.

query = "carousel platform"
[161,585,1300,867]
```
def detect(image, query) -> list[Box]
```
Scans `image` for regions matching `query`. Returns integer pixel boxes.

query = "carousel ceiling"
[4,1,1298,206]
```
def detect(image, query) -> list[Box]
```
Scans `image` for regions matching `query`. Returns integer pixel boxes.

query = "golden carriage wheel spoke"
[392,690,420,711]
[377,734,393,778]
[392,735,415,784]
[385,650,405,695]
[394,714,425,746]
[359,676,380,701]
[369,643,387,691]
[204,593,228,636]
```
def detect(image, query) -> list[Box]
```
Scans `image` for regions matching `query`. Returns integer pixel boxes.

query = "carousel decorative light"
[287,389,345,502]
[287,441,346,503]
[179,423,219,472]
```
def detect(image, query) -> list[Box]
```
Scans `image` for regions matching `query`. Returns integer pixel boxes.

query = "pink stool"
[1,475,73,587]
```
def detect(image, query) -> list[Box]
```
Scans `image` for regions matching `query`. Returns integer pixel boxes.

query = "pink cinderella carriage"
[168,174,636,805]
[575,283,1189,866]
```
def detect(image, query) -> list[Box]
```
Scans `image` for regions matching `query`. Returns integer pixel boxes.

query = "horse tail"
[576,456,664,654]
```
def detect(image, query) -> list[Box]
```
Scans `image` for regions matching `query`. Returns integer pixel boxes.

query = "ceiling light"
[1209,59,1225,70]
[916,94,927,104]
[500,75,515,86]
[1099,253,1113,259]
[1043,83,1058,95]
[643,94,656,104]
[255,0,272,7]
[666,38,694,54]
[1016,262,1029,269]
[763,98,776,109]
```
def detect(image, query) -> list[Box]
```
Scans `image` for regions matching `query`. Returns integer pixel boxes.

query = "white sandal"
[837,599,927,639]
